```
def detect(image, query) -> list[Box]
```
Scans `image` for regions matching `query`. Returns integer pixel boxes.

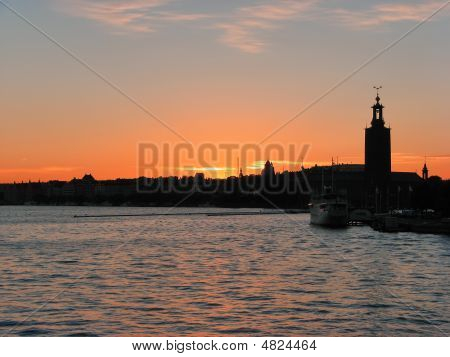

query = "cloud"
[57,1,450,52]
[60,0,210,33]
[331,1,447,28]
[155,11,212,22]
[60,0,316,52]
[216,22,268,54]
[240,1,316,20]
[62,0,166,32]
[217,1,450,52]
[217,0,316,53]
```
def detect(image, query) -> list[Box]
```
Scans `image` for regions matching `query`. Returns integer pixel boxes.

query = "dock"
[371,215,450,235]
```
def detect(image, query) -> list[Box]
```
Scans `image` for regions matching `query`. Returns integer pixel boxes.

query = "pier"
[371,215,450,235]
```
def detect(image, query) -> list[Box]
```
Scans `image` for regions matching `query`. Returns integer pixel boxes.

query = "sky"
[1,0,450,182]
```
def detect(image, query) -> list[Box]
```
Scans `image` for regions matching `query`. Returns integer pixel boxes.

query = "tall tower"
[365,87,391,211]
[365,89,391,185]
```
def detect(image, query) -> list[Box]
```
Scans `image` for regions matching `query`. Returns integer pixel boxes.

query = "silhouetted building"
[303,91,423,212]
[0,91,443,212]
[365,92,391,211]
[261,160,275,177]
[194,172,205,185]
[62,173,98,198]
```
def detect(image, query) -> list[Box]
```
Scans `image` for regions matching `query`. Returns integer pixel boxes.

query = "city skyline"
[1,0,450,183]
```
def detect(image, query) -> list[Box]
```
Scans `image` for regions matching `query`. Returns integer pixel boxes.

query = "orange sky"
[1,0,449,183]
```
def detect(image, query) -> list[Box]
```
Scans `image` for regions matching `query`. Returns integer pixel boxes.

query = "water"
[0,206,449,336]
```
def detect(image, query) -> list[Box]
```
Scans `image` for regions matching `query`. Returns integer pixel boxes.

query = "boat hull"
[310,211,348,227]
[309,195,348,227]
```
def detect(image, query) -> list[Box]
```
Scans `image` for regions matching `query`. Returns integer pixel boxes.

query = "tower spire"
[422,157,429,180]
[371,85,385,125]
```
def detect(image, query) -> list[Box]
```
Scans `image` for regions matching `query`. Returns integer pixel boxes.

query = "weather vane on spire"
[373,86,382,96]
[373,86,382,103]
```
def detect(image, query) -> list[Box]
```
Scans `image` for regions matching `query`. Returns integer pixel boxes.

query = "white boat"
[309,193,348,227]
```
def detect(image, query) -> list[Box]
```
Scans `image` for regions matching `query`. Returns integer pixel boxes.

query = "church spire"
[422,161,429,180]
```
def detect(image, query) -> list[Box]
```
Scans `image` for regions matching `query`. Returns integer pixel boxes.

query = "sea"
[0,206,449,336]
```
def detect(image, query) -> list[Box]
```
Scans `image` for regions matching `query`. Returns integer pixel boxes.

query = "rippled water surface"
[1,206,449,336]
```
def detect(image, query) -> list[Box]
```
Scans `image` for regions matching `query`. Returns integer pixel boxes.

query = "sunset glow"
[1,0,449,183]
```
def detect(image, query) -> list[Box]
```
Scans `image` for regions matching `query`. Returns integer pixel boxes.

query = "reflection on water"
[0,206,449,336]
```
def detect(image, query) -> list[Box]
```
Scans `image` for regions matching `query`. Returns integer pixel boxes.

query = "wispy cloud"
[331,1,447,28]
[60,0,165,32]
[217,0,316,53]
[155,11,212,22]
[57,1,450,52]
[240,1,316,20]
[60,0,210,33]
[215,0,449,52]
